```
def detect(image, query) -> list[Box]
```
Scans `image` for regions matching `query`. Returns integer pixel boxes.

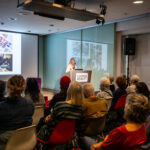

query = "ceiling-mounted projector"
[17,0,104,21]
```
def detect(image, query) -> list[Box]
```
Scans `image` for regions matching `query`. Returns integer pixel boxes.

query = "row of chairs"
[5,104,76,150]
[5,94,127,150]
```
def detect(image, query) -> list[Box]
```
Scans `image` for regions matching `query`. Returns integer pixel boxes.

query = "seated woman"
[135,82,150,150]
[135,82,150,99]
[25,78,45,105]
[0,75,34,149]
[36,81,83,148]
[91,94,150,150]
[110,76,127,110]
[0,80,6,102]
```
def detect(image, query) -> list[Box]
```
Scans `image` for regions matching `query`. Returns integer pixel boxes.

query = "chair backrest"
[5,125,37,150]
[32,105,44,125]
[48,120,76,146]
[114,94,127,110]
[83,115,106,137]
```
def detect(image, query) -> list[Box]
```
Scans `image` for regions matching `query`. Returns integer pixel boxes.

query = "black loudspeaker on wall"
[123,38,136,55]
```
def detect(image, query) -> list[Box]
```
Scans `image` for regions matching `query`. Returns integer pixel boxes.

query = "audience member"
[91,94,150,150]
[25,78,45,105]
[126,74,140,94]
[0,80,6,102]
[107,75,115,93]
[81,83,108,134]
[111,76,127,110]
[141,115,150,150]
[135,82,150,99]
[36,81,83,148]
[0,75,34,149]
[97,77,113,109]
[135,82,150,150]
[50,75,71,108]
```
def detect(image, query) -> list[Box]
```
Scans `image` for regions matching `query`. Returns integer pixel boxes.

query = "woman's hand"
[91,142,102,150]
[45,115,52,124]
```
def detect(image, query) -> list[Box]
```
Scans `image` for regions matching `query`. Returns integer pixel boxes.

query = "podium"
[65,70,92,83]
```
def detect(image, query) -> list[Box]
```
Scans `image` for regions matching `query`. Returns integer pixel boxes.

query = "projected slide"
[0,32,21,75]
[67,40,108,71]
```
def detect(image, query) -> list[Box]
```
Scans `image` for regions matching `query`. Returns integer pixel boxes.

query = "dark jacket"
[111,88,127,110]
[0,97,34,131]
[50,91,67,108]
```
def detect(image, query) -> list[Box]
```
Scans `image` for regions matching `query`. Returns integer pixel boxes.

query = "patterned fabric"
[37,101,82,143]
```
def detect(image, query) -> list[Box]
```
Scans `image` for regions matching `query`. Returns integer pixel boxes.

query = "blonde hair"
[67,81,84,106]
[83,83,94,98]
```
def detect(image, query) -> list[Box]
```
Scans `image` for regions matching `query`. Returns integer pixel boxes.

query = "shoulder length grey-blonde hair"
[67,81,84,106]
[124,93,150,124]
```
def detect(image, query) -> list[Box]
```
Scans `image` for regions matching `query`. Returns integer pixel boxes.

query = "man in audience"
[0,80,6,102]
[97,77,113,110]
[80,83,108,135]
[0,75,34,149]
[126,74,140,94]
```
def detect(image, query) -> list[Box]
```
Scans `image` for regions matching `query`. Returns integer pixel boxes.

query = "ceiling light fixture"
[8,17,17,21]
[133,0,144,4]
[49,24,54,27]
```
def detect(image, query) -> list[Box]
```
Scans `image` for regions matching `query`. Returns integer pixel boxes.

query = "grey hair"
[83,83,95,98]
[100,77,110,89]
[124,93,150,124]
[130,75,140,84]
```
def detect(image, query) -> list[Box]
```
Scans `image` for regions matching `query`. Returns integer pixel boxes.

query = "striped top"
[37,101,82,143]
[51,101,83,121]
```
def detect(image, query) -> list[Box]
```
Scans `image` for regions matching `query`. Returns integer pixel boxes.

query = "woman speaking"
[66,57,77,73]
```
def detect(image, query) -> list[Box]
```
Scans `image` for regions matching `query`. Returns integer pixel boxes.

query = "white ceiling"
[0,0,150,35]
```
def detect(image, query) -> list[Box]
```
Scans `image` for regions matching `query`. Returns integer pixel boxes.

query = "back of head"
[136,82,149,98]
[130,75,140,84]
[7,75,26,98]
[25,78,40,103]
[83,83,94,98]
[100,77,110,90]
[67,81,84,106]
[124,93,150,124]
[0,80,6,97]
[60,76,71,90]
[116,76,126,90]
[107,75,114,84]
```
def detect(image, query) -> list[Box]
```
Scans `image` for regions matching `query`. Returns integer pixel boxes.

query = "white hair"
[100,77,110,89]
[130,75,140,84]
[83,83,95,98]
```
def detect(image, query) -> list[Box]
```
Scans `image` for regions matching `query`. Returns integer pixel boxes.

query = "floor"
[41,89,55,100]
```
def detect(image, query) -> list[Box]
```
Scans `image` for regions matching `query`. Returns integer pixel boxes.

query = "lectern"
[65,70,92,83]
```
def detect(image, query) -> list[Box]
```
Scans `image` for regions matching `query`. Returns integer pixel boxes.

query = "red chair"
[114,94,127,110]
[48,120,76,146]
